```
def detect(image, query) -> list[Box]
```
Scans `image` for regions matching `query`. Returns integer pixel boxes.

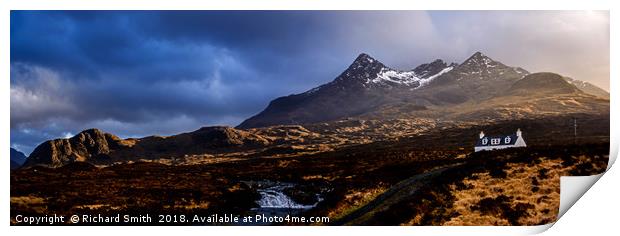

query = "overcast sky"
[10,11,609,155]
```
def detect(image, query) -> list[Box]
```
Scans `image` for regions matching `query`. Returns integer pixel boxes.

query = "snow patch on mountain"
[367,66,454,88]
[565,78,588,88]
[420,66,454,86]
[371,68,420,86]
[300,54,458,94]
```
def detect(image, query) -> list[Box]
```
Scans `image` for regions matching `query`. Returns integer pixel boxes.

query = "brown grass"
[444,157,569,225]
[327,185,389,220]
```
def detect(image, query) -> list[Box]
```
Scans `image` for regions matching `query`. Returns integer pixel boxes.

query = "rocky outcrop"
[22,126,273,168]
[23,129,124,168]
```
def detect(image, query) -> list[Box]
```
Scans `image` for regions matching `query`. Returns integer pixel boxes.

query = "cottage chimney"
[516,128,522,137]
[479,131,485,139]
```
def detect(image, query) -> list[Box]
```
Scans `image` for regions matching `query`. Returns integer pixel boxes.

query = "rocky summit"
[23,129,123,168]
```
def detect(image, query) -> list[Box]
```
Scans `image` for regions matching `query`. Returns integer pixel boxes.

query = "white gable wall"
[514,136,526,147]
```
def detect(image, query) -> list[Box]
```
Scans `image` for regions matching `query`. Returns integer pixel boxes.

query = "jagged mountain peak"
[345,53,385,73]
[470,51,486,58]
[333,53,387,84]
[337,53,458,88]
[348,53,386,70]
[413,59,458,79]
[353,53,377,63]
[415,51,532,103]
[458,51,528,76]
[450,51,529,81]
[461,51,497,67]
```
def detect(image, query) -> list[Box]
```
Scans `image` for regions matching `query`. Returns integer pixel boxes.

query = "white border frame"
[2,1,616,235]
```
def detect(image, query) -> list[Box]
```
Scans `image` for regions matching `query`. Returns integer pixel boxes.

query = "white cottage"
[474,129,527,152]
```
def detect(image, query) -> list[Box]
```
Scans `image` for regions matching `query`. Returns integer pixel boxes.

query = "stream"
[255,183,319,209]
[243,180,325,225]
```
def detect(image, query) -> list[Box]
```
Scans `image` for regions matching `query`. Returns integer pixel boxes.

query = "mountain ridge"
[20,51,610,168]
[563,76,609,98]
[22,126,273,168]
[237,53,458,128]
[238,51,525,128]
[239,51,607,129]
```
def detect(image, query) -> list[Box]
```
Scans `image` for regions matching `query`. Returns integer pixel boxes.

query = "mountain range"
[16,51,610,168]
[238,52,607,128]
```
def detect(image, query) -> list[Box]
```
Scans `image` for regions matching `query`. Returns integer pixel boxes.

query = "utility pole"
[573,118,577,144]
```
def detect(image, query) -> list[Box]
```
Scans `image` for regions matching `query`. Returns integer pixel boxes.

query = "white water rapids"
[242,181,325,225]
[255,185,317,209]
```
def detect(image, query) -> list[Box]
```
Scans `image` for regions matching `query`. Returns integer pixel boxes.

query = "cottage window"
[505,137,511,143]
[482,138,488,145]
[491,138,501,145]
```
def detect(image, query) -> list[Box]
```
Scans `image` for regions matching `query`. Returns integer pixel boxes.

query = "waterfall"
[252,182,321,209]
[256,187,313,209]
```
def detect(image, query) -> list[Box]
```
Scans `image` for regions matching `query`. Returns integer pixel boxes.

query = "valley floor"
[10,116,610,226]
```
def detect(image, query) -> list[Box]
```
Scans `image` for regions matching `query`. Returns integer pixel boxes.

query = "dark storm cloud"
[10,11,609,155]
[10,11,361,154]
